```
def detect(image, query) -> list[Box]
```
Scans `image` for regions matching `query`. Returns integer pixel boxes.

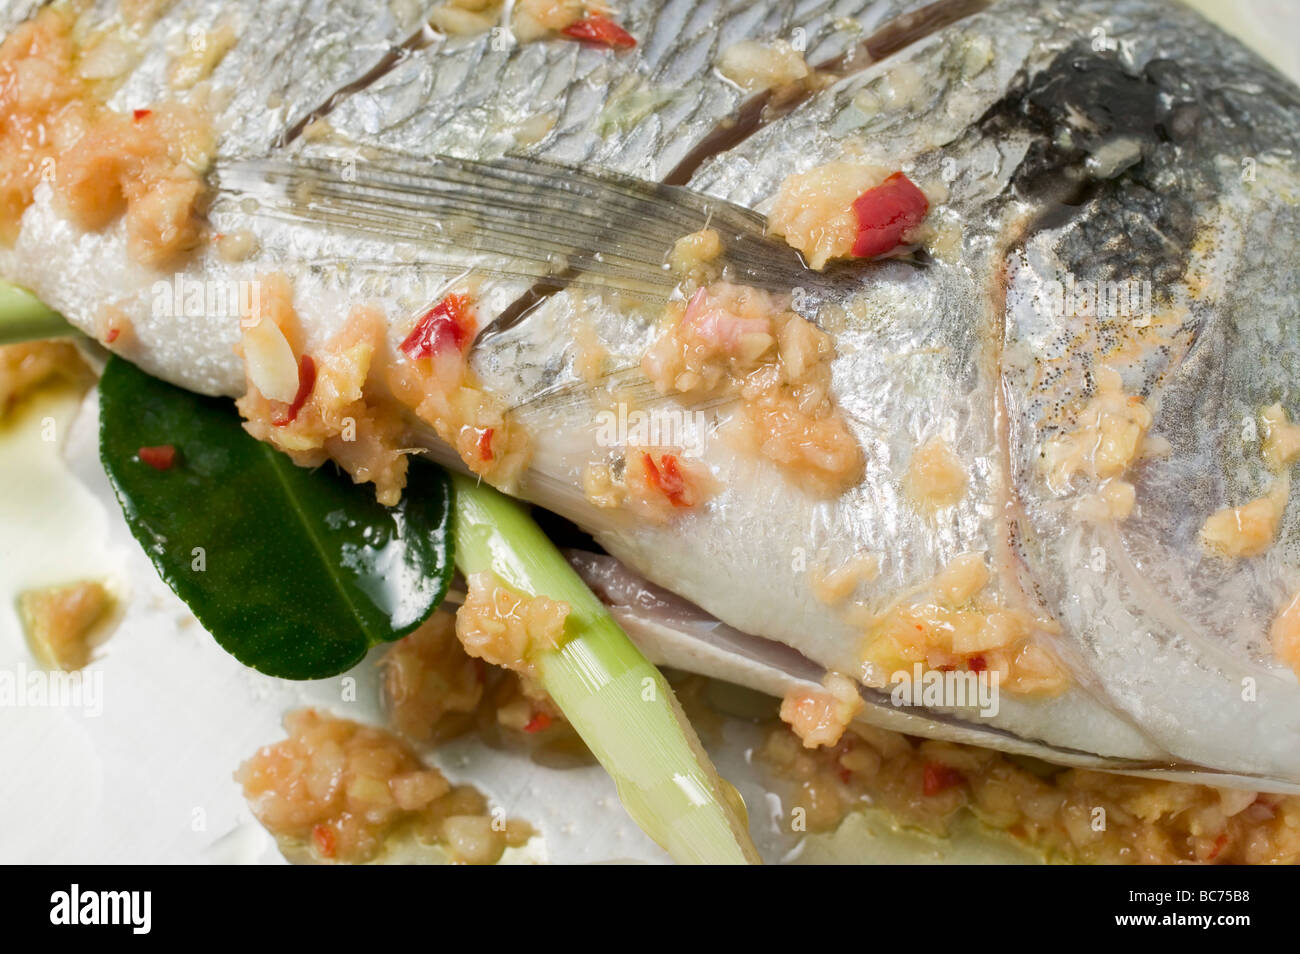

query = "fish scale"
[321,0,887,179]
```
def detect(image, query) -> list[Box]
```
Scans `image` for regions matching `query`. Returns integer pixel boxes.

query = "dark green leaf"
[98,356,452,679]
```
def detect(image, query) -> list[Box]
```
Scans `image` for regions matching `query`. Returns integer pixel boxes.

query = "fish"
[3,0,1300,792]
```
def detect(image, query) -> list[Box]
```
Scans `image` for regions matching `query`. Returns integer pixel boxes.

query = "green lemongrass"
[451,472,760,864]
[0,281,76,343]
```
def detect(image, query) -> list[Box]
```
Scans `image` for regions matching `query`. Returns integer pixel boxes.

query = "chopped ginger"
[860,552,1067,695]
[380,611,484,745]
[1271,591,1300,680]
[1261,403,1300,473]
[455,572,570,683]
[238,709,532,864]
[767,161,889,270]
[717,39,812,92]
[779,671,863,749]
[904,435,968,512]
[810,554,881,605]
[237,276,410,506]
[1200,475,1289,559]
[1042,367,1153,491]
[18,580,113,671]
[0,340,90,416]
[641,282,862,495]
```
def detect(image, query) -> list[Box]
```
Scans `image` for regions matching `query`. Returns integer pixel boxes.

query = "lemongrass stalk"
[451,472,760,865]
[0,281,76,343]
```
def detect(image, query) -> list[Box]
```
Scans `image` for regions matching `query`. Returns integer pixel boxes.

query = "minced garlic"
[429,3,498,37]
[810,554,881,605]
[1076,479,1136,522]
[930,552,990,606]
[779,671,864,749]
[427,0,630,46]
[1200,475,1289,559]
[1268,595,1300,686]
[455,572,570,683]
[1041,367,1153,492]
[581,460,625,509]
[0,10,213,265]
[215,228,259,263]
[237,275,410,505]
[583,448,716,522]
[1261,403,1300,473]
[717,39,812,93]
[238,708,532,864]
[380,611,484,745]
[511,0,586,42]
[386,294,532,492]
[904,435,968,512]
[241,306,298,403]
[18,580,114,671]
[668,227,722,280]
[0,340,90,416]
[56,103,212,267]
[94,303,134,349]
[168,21,237,90]
[767,161,889,270]
[1271,591,1300,680]
[641,282,862,495]
[761,720,1300,863]
[1197,403,1300,559]
[860,552,1067,695]
[571,318,608,385]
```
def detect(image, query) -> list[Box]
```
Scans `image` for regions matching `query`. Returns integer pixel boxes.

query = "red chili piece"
[561,15,637,49]
[524,712,552,733]
[922,761,965,797]
[643,452,690,507]
[399,294,473,360]
[272,354,316,427]
[851,172,929,259]
[312,823,337,858]
[138,444,176,470]
[1205,832,1229,861]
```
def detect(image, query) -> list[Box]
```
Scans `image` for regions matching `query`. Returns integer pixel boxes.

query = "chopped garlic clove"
[243,316,299,403]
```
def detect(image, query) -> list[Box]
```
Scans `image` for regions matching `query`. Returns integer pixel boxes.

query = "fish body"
[4,0,1300,789]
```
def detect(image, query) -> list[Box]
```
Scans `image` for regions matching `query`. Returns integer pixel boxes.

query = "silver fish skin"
[3,0,1300,790]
